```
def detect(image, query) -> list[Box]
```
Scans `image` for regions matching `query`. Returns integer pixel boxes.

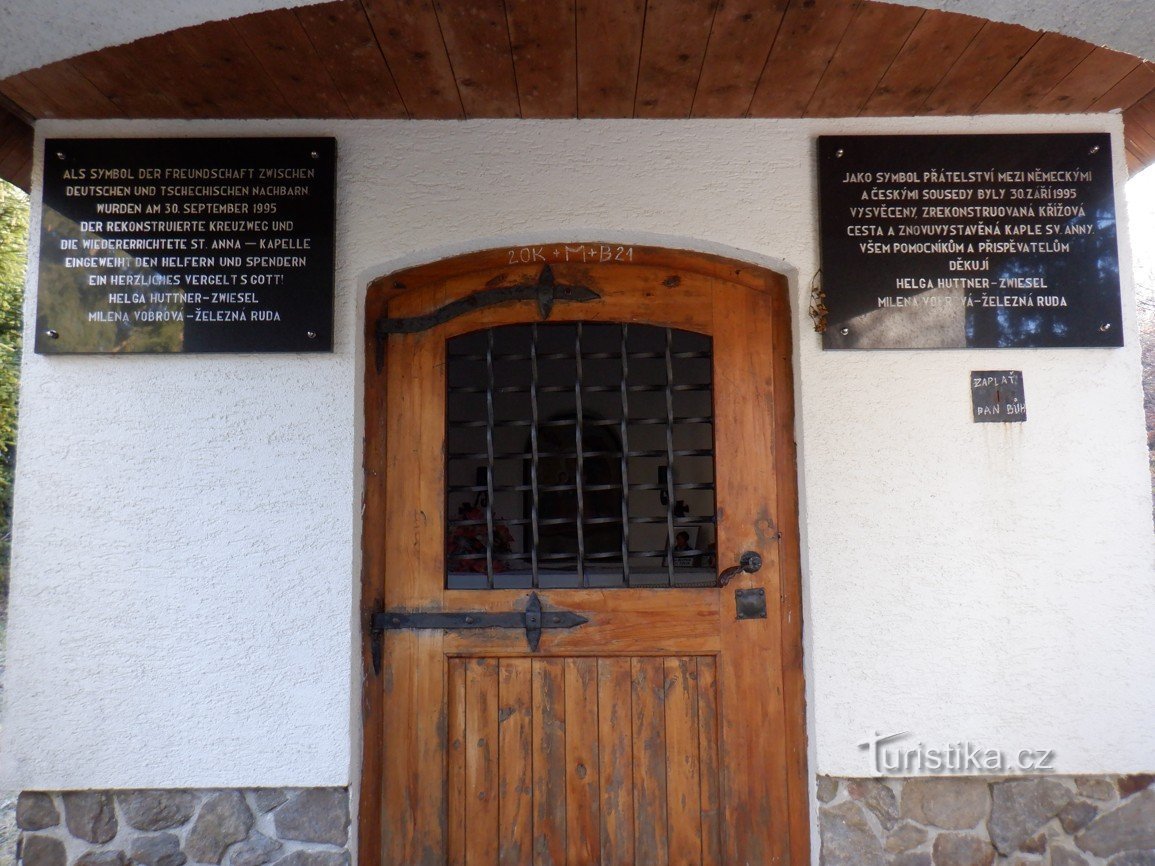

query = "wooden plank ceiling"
[3,0,1155,192]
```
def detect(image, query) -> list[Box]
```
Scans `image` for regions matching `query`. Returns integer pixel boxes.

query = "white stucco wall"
[2,114,1153,790]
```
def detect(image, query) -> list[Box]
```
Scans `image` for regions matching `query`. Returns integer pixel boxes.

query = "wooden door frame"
[358,243,809,865]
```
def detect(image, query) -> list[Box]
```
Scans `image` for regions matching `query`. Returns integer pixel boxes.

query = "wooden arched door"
[360,244,808,865]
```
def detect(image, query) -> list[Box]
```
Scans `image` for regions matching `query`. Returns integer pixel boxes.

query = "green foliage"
[0,182,28,594]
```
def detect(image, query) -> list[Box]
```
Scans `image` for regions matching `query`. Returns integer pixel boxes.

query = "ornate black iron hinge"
[368,592,587,673]
[374,264,600,371]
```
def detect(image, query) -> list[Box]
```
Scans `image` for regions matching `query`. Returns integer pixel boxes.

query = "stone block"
[931,833,994,866]
[819,801,885,866]
[63,792,118,844]
[130,833,188,866]
[890,853,931,866]
[1107,853,1155,866]
[185,793,254,865]
[988,779,1072,855]
[1117,775,1155,800]
[1058,800,1099,835]
[1075,777,1116,801]
[273,790,349,847]
[901,779,990,831]
[1051,847,1090,866]
[848,780,900,830]
[17,794,60,831]
[1075,789,1155,858]
[76,852,127,866]
[1019,832,1046,855]
[250,791,287,814]
[118,792,199,832]
[885,821,928,854]
[817,776,839,804]
[21,835,66,866]
[274,852,350,866]
[227,833,281,866]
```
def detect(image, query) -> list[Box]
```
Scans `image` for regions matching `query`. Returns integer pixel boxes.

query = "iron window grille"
[446,322,716,589]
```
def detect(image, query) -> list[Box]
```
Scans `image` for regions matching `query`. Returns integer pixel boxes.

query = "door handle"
[717,550,762,587]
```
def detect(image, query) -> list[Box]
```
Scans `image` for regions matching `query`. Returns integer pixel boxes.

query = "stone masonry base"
[820,774,1155,866]
[15,789,349,866]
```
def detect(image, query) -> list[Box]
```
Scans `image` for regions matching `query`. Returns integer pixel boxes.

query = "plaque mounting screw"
[840,326,850,336]
[306,330,317,339]
[835,148,844,158]
[310,151,319,159]
[45,329,59,339]
[1089,145,1100,155]
[1099,323,1111,332]
[55,152,65,160]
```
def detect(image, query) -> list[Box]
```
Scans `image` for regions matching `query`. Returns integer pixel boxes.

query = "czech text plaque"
[818,133,1122,350]
[36,137,336,354]
[970,370,1026,422]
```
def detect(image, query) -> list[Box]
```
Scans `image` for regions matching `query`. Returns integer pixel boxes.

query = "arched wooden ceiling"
[3,0,1155,193]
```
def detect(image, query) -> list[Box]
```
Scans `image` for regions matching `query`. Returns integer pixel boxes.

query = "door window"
[445,322,716,589]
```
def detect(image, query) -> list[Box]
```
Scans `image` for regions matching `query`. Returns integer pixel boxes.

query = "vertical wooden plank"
[532,658,567,866]
[8,150,32,195]
[597,658,635,866]
[922,21,1040,114]
[381,322,450,866]
[576,0,645,118]
[506,0,578,118]
[978,31,1095,113]
[498,659,533,866]
[634,0,718,118]
[357,268,390,866]
[69,48,186,117]
[466,658,500,865]
[691,0,787,118]
[112,32,226,118]
[382,630,449,865]
[712,283,790,866]
[664,657,702,865]
[231,7,352,117]
[631,656,668,864]
[17,62,121,118]
[804,1,924,117]
[695,658,721,866]
[294,0,408,117]
[1124,98,1155,167]
[169,19,296,117]
[448,659,467,866]
[1090,62,1155,112]
[862,10,985,116]
[434,0,520,117]
[564,658,600,866]
[768,271,811,866]
[0,112,29,167]
[0,112,32,192]
[0,73,72,119]
[1032,46,1141,113]
[361,0,464,118]
[747,0,861,118]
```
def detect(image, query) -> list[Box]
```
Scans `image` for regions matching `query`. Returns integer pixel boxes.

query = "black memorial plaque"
[818,133,1123,350]
[970,370,1026,422]
[36,137,335,354]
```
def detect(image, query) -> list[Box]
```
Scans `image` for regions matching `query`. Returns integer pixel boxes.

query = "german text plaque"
[818,133,1122,350]
[36,137,336,354]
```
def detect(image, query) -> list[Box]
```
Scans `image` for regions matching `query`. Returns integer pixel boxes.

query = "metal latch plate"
[735,587,767,620]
